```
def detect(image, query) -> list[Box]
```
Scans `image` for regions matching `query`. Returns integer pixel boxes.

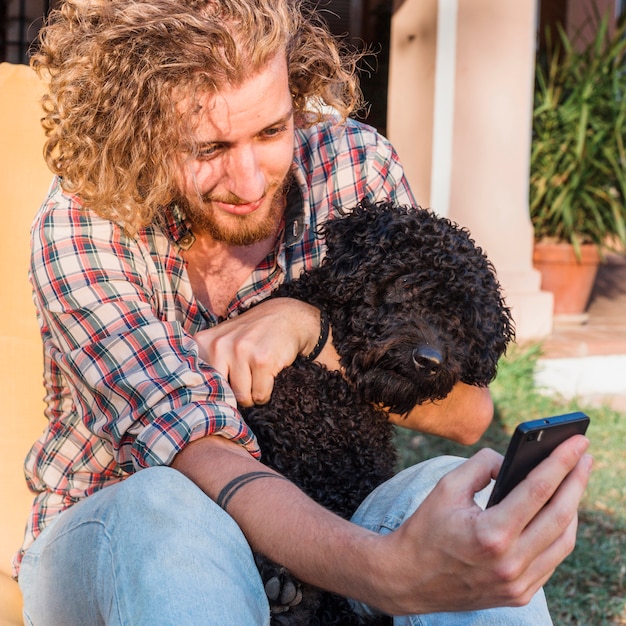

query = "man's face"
[175,54,295,247]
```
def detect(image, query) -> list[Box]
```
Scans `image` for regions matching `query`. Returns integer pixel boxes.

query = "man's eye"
[196,144,222,159]
[262,124,288,138]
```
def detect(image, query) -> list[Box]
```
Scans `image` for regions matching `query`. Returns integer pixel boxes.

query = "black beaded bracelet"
[307,310,330,361]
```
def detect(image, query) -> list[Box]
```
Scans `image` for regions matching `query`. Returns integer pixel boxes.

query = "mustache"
[201,191,257,205]
[198,173,293,207]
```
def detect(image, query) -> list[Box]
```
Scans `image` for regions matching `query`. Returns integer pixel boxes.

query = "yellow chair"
[0,62,53,626]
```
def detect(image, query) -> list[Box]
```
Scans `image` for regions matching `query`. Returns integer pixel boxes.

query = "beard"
[176,179,289,247]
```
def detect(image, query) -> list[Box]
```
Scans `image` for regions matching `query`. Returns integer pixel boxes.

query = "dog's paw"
[265,569,303,612]
[256,557,303,614]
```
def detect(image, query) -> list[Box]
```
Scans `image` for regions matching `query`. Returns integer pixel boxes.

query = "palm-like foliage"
[530,12,626,258]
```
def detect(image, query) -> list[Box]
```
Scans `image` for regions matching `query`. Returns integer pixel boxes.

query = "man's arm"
[195,300,493,444]
[189,300,591,613]
[172,433,591,615]
[388,383,495,445]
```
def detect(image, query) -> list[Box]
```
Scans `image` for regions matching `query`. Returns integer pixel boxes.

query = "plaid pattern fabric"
[13,117,416,576]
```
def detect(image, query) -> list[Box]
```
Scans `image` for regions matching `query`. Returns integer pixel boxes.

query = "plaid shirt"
[14,117,416,577]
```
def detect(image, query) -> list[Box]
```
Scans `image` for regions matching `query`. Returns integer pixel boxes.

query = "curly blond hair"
[31,0,363,233]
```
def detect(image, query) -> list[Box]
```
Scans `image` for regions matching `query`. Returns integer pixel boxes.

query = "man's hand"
[194,298,337,406]
[173,434,591,616]
[372,434,592,614]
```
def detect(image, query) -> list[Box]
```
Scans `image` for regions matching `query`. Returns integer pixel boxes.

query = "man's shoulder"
[295,115,380,149]
[293,117,388,181]
[32,176,125,243]
[34,176,87,218]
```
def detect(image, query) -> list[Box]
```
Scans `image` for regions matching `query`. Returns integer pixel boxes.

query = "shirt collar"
[283,178,305,248]
[162,203,195,250]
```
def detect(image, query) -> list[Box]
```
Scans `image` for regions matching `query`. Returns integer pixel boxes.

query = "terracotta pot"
[532,241,601,316]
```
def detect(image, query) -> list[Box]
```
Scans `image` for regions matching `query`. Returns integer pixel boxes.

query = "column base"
[500,269,554,342]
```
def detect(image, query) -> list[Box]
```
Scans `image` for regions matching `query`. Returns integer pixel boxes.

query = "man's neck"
[182,231,276,318]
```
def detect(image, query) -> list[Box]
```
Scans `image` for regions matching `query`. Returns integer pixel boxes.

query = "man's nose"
[225,145,266,202]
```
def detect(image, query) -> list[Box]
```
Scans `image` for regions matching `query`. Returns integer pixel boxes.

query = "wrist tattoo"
[216,471,289,511]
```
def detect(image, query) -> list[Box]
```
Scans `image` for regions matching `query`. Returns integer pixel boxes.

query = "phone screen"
[486,411,590,508]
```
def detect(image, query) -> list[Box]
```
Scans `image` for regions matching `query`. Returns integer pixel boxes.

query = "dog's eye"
[384,275,415,303]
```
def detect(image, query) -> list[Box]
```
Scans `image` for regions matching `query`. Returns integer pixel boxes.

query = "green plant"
[530,11,626,257]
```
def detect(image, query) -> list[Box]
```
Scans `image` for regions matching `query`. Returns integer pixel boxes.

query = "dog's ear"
[320,199,410,284]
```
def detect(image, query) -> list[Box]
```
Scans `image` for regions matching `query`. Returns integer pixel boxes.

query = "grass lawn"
[394,344,626,625]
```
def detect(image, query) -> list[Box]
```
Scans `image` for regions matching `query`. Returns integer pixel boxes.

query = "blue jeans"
[19,458,552,625]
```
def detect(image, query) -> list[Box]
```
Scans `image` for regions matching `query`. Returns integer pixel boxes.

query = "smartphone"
[486,411,590,508]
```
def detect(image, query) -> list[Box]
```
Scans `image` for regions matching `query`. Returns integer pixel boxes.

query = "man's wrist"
[306,309,330,361]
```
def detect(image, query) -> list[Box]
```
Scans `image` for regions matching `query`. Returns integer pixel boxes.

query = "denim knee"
[351,456,467,534]
[20,466,270,626]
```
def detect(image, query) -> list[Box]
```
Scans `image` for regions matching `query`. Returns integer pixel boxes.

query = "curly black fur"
[241,200,515,625]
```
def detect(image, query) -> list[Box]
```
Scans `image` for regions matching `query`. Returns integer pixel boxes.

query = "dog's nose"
[412,346,442,376]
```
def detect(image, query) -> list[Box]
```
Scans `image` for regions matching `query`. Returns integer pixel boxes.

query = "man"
[16,0,591,623]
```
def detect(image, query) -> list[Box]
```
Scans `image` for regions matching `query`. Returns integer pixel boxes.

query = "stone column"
[387,0,553,341]
[387,0,438,206]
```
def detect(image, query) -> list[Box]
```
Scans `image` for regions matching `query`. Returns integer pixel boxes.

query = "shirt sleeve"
[30,189,260,475]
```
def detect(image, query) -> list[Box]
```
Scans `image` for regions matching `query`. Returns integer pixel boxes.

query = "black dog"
[241,200,515,625]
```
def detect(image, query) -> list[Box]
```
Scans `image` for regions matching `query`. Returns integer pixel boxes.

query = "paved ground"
[536,253,626,412]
